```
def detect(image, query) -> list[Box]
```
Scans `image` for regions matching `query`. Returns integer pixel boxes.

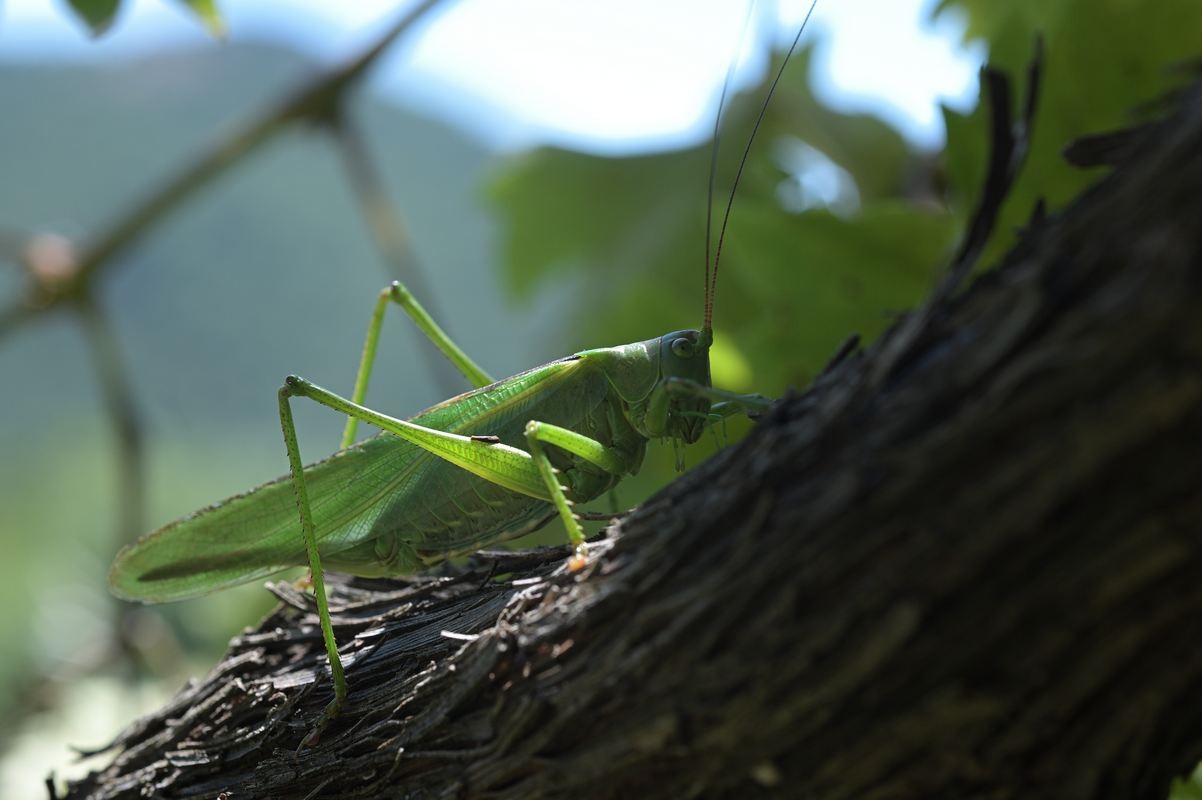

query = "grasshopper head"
[593,329,711,445]
[656,328,712,444]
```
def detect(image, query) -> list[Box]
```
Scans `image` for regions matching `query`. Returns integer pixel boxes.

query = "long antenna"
[705,4,755,324]
[704,0,818,333]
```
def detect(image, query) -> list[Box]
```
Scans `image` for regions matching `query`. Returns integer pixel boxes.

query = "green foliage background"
[3,0,1202,795]
[489,0,1202,530]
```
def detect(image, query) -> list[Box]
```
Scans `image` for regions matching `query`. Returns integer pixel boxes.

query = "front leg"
[524,421,629,561]
[666,377,775,421]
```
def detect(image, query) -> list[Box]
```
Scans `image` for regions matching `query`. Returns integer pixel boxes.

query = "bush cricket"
[110,1,816,737]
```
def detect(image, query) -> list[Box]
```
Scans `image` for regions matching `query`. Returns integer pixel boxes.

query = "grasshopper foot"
[567,542,589,573]
[299,693,344,749]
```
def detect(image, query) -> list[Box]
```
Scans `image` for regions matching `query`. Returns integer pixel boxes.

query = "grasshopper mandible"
[110,1,816,735]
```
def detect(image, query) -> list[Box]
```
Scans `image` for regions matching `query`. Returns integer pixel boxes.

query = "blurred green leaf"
[63,0,223,37]
[490,44,944,396]
[1170,765,1202,800]
[709,333,753,392]
[65,0,122,36]
[721,200,956,391]
[934,0,1062,42]
[174,0,224,36]
[761,46,914,203]
[490,144,707,299]
[937,0,1202,267]
[487,41,954,517]
[488,47,926,356]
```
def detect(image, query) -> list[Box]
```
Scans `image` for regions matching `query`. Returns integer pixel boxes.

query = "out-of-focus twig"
[1,231,79,336]
[328,111,463,397]
[0,226,31,265]
[0,301,35,340]
[75,295,145,547]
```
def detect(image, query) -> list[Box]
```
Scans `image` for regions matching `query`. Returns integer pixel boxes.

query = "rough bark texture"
[65,78,1202,800]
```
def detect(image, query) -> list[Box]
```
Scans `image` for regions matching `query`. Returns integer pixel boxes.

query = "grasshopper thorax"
[588,328,712,445]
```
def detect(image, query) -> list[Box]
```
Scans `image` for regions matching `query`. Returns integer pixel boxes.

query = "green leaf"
[174,0,225,36]
[722,200,956,391]
[937,0,1202,267]
[489,44,935,393]
[489,144,707,298]
[488,45,920,324]
[1170,766,1202,800]
[65,0,122,36]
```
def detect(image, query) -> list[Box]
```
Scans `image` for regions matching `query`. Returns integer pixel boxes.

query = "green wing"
[109,434,426,602]
[110,356,603,602]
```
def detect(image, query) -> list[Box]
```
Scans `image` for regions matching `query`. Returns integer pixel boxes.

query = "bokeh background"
[1,0,1200,795]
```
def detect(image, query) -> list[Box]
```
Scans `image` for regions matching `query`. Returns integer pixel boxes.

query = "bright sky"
[0,0,983,151]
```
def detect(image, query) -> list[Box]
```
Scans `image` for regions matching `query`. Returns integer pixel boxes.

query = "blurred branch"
[0,0,447,338]
[0,225,31,265]
[327,111,462,396]
[74,293,155,676]
[75,295,145,547]
[0,300,36,340]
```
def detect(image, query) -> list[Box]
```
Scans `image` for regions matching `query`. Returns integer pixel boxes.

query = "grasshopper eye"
[671,337,694,358]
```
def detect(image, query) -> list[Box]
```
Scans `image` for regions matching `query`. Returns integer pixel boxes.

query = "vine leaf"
[65,0,122,36]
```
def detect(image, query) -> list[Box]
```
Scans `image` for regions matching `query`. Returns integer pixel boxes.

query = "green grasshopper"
[110,2,814,734]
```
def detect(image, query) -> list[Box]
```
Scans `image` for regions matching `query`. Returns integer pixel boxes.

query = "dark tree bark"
[64,76,1202,800]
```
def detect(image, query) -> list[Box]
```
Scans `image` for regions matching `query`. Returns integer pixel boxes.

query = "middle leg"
[342,281,495,448]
